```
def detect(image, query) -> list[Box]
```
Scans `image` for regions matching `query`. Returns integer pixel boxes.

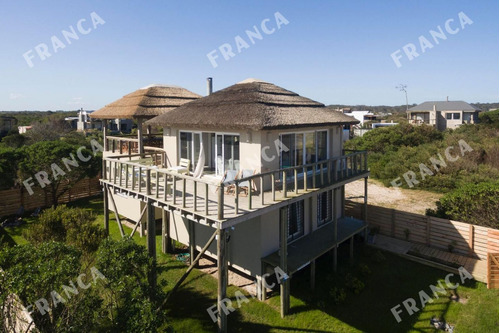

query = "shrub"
[345,274,365,294]
[329,287,347,304]
[25,205,106,253]
[426,181,499,228]
[358,263,371,276]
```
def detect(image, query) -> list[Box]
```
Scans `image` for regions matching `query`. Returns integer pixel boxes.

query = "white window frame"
[279,129,329,169]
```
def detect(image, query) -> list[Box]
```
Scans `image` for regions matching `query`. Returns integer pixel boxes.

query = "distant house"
[18,125,32,134]
[407,101,480,131]
[66,109,134,133]
[0,116,18,136]
[349,110,376,126]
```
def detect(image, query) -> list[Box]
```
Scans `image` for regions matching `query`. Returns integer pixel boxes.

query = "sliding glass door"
[215,133,240,175]
[279,130,328,169]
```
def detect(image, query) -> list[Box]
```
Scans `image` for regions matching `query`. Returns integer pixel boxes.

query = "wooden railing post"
[218,184,224,220]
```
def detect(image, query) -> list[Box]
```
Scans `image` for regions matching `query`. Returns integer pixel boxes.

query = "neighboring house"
[407,101,480,131]
[91,84,201,154]
[0,116,18,136]
[96,79,369,333]
[349,110,376,126]
[17,125,32,134]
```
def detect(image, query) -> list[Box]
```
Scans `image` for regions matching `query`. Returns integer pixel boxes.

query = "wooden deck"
[261,217,367,274]
[410,243,488,283]
[103,151,369,228]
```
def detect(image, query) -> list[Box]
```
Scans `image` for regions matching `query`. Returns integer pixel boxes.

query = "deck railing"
[103,150,368,221]
[105,134,163,154]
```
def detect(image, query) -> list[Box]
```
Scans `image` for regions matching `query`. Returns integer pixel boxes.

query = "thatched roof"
[90,84,201,120]
[146,79,358,131]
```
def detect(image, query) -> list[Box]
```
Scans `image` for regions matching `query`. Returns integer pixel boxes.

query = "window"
[446,113,460,120]
[279,130,329,169]
[280,201,304,242]
[317,190,332,226]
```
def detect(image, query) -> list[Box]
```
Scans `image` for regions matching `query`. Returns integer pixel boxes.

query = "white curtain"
[193,136,205,178]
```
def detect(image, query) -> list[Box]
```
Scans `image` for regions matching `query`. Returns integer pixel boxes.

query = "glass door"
[215,134,240,175]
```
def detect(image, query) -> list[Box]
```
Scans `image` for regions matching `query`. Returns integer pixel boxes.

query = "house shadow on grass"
[285,241,470,333]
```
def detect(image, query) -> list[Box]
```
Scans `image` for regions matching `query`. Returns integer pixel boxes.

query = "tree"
[95,238,169,332]
[0,147,22,190]
[18,140,101,206]
[25,119,73,143]
[0,242,89,332]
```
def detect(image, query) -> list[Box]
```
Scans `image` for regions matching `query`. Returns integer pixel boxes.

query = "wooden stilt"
[160,229,217,307]
[341,185,345,218]
[130,205,147,238]
[279,207,289,318]
[217,227,228,333]
[189,220,197,266]
[103,184,109,236]
[310,260,316,291]
[161,209,172,254]
[147,199,157,295]
[107,186,125,237]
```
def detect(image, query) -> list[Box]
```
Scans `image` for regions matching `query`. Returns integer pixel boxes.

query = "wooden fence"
[487,253,499,289]
[345,200,499,261]
[0,177,101,217]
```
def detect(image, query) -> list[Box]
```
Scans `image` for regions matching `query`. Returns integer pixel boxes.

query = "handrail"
[103,150,368,221]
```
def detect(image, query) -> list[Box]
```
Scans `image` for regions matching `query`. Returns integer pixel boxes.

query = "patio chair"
[221,170,238,194]
[167,158,191,175]
[238,169,256,196]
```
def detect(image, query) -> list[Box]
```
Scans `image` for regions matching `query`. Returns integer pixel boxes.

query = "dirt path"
[345,178,443,215]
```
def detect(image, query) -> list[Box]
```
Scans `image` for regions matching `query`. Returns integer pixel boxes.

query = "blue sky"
[1,1,498,110]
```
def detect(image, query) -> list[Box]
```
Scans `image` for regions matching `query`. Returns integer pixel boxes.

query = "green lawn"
[1,197,498,333]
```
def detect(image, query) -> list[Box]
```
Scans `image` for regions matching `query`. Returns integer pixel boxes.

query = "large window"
[446,113,460,120]
[279,130,328,169]
[216,134,240,175]
[317,190,332,226]
[280,201,304,242]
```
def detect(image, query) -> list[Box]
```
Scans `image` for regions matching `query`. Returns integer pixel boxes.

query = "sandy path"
[345,178,443,215]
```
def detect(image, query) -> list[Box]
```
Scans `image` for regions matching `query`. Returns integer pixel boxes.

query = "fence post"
[468,224,475,256]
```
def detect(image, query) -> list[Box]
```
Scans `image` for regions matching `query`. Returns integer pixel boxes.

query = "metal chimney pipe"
[207,77,213,95]
[446,96,449,102]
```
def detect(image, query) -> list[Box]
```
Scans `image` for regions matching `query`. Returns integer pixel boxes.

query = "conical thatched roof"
[90,84,201,119]
[146,79,358,131]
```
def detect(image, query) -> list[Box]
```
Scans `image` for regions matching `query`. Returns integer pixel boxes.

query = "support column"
[341,185,345,218]
[279,207,289,318]
[162,209,172,254]
[147,200,157,292]
[103,184,109,236]
[217,227,228,333]
[137,118,144,156]
[310,260,316,291]
[259,262,267,301]
[189,220,197,266]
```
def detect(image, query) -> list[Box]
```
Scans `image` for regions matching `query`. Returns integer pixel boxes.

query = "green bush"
[329,287,347,304]
[479,109,499,128]
[426,181,499,229]
[24,205,106,253]
[345,273,365,295]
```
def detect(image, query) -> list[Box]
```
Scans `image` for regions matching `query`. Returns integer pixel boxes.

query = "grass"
[1,196,498,332]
